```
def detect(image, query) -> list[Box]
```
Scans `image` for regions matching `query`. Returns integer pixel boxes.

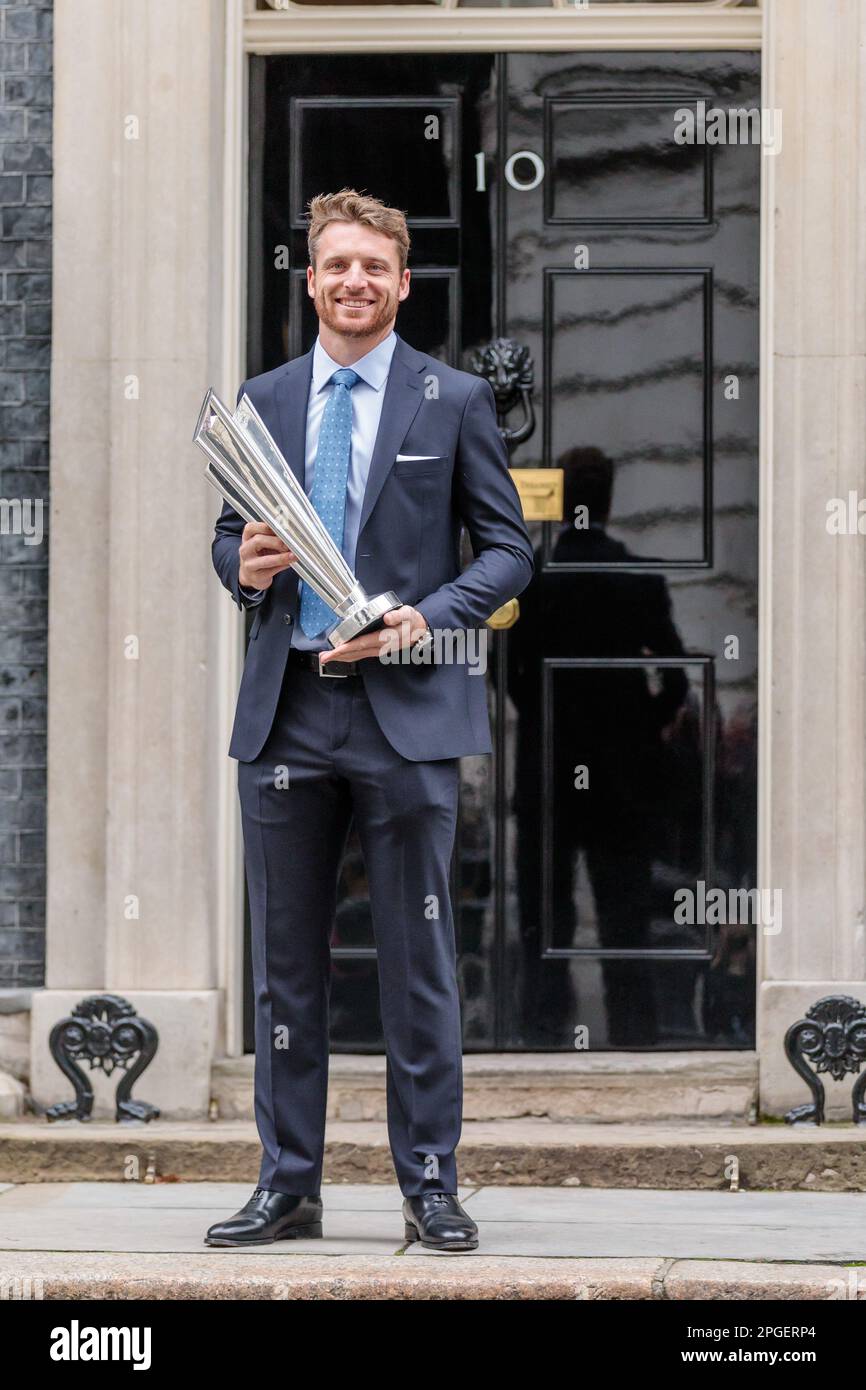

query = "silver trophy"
[193,388,401,646]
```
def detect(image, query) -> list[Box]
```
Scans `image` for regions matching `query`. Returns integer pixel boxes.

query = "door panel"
[500,51,759,1049]
[546,268,711,563]
[545,97,712,224]
[245,50,760,1053]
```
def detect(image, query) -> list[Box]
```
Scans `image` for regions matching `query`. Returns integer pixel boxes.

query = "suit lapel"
[357,334,426,537]
[273,347,314,488]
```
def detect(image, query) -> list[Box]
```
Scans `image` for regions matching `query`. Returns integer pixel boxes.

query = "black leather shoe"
[204,1187,323,1247]
[403,1193,479,1251]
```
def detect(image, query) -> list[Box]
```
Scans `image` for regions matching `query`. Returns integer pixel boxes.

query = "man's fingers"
[321,635,377,662]
[240,554,296,590]
[248,551,296,573]
[246,534,290,556]
[382,607,425,639]
[382,606,413,625]
[322,626,410,663]
[246,553,296,575]
[241,535,296,563]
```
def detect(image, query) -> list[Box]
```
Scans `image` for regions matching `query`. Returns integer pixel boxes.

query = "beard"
[314,285,398,340]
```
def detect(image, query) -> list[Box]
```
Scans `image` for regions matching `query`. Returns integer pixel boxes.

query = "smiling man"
[207,188,533,1253]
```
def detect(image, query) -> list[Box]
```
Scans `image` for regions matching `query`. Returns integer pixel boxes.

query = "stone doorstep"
[214,1051,760,1124]
[1,1252,860,1301]
[0,1118,863,1191]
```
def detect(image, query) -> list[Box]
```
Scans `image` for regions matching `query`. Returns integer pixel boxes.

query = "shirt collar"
[312,330,397,395]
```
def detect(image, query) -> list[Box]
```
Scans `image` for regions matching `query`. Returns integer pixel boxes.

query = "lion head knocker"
[467,338,535,453]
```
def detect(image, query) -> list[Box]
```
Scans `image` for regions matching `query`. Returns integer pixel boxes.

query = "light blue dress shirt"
[239,330,398,652]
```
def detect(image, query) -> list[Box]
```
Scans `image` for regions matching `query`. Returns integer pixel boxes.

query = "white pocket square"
[396,453,443,462]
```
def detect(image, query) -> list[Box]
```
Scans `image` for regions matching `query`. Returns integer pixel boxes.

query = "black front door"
[245,49,760,1053]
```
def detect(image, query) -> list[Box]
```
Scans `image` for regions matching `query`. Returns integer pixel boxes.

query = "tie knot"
[330,367,360,390]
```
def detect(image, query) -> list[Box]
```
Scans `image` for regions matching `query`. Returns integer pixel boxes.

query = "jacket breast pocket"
[393,455,448,478]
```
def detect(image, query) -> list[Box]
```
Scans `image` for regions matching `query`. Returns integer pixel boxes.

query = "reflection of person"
[705,922,756,1045]
[506,447,689,1046]
[208,190,533,1252]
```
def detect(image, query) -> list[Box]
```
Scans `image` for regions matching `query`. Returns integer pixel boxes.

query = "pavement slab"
[0,1182,864,1300]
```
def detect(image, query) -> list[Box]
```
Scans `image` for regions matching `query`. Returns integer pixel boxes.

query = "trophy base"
[328,591,402,647]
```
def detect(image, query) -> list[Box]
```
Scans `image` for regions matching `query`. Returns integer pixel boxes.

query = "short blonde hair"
[306,188,410,275]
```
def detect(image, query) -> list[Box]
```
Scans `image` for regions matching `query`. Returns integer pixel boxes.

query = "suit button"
[283,613,293,625]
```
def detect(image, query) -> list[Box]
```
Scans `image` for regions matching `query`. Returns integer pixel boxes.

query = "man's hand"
[238,521,297,591]
[319,605,429,666]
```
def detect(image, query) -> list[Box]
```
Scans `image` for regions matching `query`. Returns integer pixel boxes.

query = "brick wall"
[0,0,52,988]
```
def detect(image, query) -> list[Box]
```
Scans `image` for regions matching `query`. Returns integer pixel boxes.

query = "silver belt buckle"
[318,652,349,678]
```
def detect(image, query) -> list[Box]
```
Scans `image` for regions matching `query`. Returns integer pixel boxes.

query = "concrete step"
[1,1117,863,1190]
[213,1050,759,1124]
[5,1250,857,1301]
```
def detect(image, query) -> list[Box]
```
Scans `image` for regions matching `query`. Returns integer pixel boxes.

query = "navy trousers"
[237,659,463,1197]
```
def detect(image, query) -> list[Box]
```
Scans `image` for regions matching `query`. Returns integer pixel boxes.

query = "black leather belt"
[287,648,362,678]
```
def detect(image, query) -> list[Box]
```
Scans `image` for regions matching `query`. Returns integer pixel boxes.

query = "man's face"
[307,222,410,340]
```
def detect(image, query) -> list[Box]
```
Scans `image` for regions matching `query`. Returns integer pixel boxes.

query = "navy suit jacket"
[212,332,534,762]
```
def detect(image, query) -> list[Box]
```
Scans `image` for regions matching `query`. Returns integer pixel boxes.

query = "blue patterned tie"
[299,367,361,637]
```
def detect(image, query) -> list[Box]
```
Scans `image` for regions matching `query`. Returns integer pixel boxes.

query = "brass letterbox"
[510,468,564,522]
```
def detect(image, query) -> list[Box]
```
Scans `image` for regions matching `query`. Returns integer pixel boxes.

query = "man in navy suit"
[206,190,533,1252]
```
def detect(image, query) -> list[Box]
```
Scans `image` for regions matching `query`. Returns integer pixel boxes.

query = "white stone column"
[759,0,866,1115]
[34,0,235,1116]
